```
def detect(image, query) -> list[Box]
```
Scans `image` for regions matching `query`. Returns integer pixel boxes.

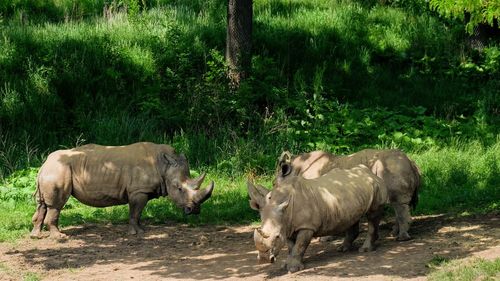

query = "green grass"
[412,139,500,214]
[428,258,500,281]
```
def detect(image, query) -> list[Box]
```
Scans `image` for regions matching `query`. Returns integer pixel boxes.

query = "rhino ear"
[280,162,292,177]
[278,151,293,164]
[247,181,268,211]
[163,154,179,167]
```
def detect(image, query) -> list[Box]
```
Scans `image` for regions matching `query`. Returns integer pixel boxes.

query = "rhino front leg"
[359,207,383,252]
[393,203,412,241]
[286,229,314,273]
[338,220,360,252]
[128,192,149,235]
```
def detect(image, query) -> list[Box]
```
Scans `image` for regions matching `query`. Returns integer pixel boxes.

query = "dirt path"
[0,214,499,281]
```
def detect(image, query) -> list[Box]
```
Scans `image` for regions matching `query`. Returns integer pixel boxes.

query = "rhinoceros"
[30,142,214,238]
[274,149,420,241]
[248,164,388,272]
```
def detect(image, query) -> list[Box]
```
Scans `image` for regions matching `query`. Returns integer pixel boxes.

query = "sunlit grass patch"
[428,257,500,281]
[412,140,500,215]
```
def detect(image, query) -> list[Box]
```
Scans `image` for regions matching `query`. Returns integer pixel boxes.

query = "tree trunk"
[226,0,253,87]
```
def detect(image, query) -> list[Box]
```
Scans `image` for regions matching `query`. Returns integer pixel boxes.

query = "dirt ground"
[0,213,498,281]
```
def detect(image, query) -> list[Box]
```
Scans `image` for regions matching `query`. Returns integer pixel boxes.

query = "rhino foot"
[128,225,145,235]
[30,231,43,239]
[358,245,375,252]
[396,232,411,241]
[49,231,67,240]
[286,258,304,273]
[337,244,354,252]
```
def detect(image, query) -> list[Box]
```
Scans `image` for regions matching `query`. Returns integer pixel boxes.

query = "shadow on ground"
[2,213,499,280]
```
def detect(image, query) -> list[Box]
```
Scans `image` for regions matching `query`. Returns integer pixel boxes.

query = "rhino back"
[290,150,337,179]
[68,143,164,206]
[285,167,382,237]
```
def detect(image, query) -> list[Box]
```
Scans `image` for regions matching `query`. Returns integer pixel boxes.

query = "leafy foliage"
[430,0,500,33]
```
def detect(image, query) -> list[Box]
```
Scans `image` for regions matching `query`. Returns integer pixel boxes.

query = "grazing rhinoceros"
[248,164,388,273]
[31,142,214,238]
[274,149,420,241]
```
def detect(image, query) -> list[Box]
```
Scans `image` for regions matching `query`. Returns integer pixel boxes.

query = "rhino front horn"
[194,181,214,204]
[256,227,270,239]
[187,172,206,190]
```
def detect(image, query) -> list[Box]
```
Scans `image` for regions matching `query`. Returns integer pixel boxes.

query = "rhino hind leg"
[128,193,149,235]
[337,221,360,252]
[393,203,412,241]
[46,207,67,239]
[30,202,47,239]
[359,207,383,252]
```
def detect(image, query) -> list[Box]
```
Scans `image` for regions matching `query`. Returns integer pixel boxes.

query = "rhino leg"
[46,207,67,239]
[286,229,313,273]
[30,202,47,239]
[338,221,360,252]
[128,192,149,235]
[393,203,412,241]
[359,207,383,252]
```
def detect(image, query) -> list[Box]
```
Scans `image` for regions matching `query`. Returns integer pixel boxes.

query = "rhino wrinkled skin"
[275,149,421,241]
[248,164,388,273]
[31,142,214,238]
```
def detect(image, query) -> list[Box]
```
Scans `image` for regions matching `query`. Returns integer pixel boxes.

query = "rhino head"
[247,181,289,263]
[159,153,214,215]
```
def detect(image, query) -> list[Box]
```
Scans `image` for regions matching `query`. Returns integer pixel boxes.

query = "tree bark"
[226,0,253,87]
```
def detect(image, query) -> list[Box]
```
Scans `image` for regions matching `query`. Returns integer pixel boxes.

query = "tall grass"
[412,139,500,214]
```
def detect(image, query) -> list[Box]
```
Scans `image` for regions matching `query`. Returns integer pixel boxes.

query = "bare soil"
[0,213,498,281]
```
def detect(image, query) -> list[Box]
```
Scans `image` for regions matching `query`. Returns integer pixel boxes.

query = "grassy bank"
[1,0,499,178]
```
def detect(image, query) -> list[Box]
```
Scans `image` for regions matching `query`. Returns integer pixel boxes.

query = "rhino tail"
[409,160,421,210]
[32,176,45,205]
[31,177,48,225]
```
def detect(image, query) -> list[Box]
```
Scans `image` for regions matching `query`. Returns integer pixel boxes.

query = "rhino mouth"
[257,249,277,263]
[184,205,200,215]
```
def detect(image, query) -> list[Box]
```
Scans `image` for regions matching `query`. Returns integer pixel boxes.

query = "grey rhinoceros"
[31,142,214,238]
[248,164,388,273]
[275,149,420,241]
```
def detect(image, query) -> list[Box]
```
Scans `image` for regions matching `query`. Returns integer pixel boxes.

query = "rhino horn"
[256,227,270,239]
[187,172,206,190]
[193,180,214,204]
[255,184,270,196]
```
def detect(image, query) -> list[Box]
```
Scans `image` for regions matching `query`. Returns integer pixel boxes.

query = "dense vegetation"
[0,0,499,241]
